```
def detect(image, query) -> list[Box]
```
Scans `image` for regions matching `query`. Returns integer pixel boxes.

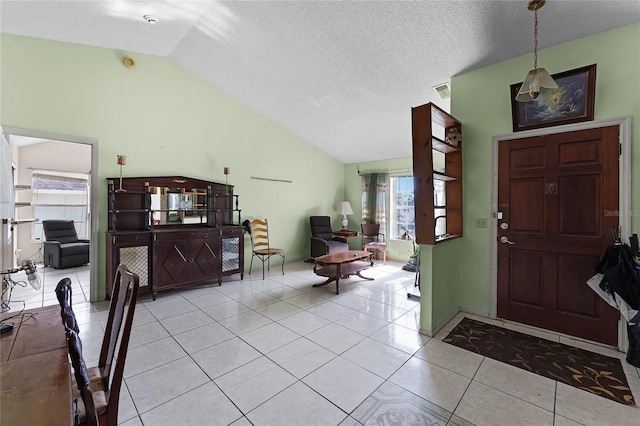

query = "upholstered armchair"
[42,220,90,269]
[309,216,349,258]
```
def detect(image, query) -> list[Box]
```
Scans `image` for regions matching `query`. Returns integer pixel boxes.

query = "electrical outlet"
[475,218,488,228]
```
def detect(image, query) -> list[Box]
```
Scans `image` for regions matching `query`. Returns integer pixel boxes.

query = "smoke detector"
[143,15,158,24]
[433,82,451,100]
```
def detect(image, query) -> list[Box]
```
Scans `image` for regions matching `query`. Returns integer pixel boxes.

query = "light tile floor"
[3,262,91,311]
[5,261,640,425]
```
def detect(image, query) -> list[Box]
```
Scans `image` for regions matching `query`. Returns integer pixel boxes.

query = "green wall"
[0,34,345,298]
[450,23,640,322]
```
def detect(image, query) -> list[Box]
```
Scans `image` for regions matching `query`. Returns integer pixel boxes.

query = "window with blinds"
[32,170,90,241]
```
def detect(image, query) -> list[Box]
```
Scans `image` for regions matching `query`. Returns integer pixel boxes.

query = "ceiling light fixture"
[514,0,558,102]
[143,15,158,24]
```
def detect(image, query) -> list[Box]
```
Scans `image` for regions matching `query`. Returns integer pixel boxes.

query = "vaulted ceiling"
[1,1,639,163]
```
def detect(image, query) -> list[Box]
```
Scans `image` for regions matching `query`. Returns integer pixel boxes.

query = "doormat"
[443,317,635,405]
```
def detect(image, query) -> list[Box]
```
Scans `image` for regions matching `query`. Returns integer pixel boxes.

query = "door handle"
[500,236,515,245]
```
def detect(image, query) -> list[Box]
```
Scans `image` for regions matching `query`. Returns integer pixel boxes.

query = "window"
[390,176,415,240]
[32,170,90,242]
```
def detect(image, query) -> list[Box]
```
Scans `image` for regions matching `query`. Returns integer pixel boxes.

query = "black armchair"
[42,220,90,269]
[309,216,349,258]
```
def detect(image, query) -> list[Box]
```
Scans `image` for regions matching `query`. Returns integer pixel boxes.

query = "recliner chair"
[309,216,349,258]
[42,220,90,269]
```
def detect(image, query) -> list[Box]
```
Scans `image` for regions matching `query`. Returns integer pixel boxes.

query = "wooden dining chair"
[361,223,387,263]
[246,218,285,279]
[67,329,98,426]
[79,263,139,426]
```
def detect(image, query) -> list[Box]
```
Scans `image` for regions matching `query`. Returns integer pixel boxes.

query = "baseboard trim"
[459,307,491,318]
[418,328,432,337]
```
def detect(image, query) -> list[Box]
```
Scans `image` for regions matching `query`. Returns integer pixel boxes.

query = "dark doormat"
[443,317,635,405]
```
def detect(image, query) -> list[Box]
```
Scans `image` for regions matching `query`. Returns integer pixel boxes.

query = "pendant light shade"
[515,0,558,102]
[515,67,558,102]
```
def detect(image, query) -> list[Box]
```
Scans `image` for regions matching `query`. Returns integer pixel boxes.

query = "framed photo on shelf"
[510,64,597,132]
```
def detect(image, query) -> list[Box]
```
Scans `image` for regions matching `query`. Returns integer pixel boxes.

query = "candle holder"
[224,167,230,195]
[116,155,127,192]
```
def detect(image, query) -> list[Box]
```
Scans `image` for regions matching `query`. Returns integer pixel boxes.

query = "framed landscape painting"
[510,64,597,132]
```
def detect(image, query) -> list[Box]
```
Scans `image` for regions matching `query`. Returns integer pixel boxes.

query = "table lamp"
[337,201,353,230]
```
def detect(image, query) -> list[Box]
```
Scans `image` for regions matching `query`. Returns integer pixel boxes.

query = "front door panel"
[497,126,619,345]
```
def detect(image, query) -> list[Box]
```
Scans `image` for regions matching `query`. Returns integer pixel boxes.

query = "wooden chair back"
[247,219,285,279]
[249,218,271,252]
[67,329,98,426]
[361,223,384,242]
[361,223,387,263]
[55,277,79,334]
[97,263,139,425]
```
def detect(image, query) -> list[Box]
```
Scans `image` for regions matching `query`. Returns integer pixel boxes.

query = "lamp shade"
[515,67,559,102]
[337,201,353,216]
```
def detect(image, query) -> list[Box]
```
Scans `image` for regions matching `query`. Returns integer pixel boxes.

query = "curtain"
[361,173,389,236]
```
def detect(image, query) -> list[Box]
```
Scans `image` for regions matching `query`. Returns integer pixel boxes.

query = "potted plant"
[399,225,419,272]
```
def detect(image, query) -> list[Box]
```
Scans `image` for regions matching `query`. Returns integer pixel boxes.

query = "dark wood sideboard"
[106,175,243,300]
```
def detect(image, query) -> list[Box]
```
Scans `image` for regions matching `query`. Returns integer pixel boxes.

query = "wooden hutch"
[106,176,243,300]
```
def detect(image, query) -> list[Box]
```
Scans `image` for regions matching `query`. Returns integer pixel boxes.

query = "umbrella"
[595,243,640,314]
[589,229,640,367]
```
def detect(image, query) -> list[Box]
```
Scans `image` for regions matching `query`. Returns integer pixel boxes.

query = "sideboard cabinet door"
[106,231,152,299]
[152,229,222,298]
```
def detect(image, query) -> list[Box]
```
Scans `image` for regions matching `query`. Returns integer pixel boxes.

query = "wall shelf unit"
[412,102,463,245]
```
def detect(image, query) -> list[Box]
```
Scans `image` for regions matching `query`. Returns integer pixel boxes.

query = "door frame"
[2,126,100,303]
[490,116,632,350]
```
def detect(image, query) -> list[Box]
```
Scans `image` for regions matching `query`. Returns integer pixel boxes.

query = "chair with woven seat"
[73,263,139,426]
[361,223,387,263]
[246,218,285,279]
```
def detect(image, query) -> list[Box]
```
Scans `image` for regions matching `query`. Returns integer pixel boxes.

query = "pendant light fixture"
[515,0,558,102]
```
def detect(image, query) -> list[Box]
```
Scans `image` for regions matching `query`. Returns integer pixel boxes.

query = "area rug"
[443,317,635,405]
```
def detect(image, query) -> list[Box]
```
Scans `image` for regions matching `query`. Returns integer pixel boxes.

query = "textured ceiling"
[1,1,639,163]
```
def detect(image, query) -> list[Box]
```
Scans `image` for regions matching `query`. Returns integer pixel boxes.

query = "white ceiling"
[1,1,639,164]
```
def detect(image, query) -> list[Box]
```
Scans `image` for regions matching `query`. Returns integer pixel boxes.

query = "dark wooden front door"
[497,126,620,345]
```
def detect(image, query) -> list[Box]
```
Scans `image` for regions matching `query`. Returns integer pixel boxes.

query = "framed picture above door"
[510,64,597,132]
